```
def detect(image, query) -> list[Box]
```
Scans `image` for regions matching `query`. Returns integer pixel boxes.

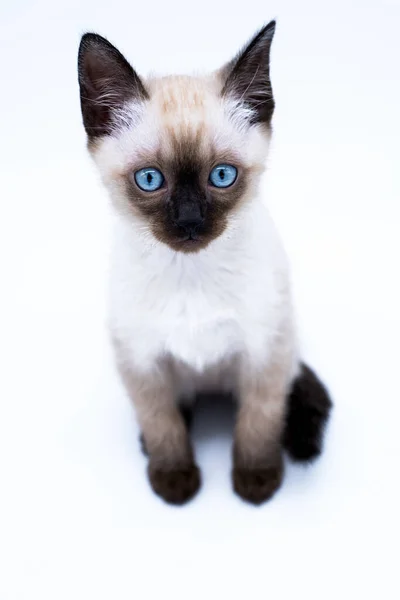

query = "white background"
[1,0,399,598]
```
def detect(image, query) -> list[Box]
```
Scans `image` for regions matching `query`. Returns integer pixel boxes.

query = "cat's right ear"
[78,33,148,139]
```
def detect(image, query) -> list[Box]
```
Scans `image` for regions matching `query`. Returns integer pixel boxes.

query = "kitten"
[78,22,332,505]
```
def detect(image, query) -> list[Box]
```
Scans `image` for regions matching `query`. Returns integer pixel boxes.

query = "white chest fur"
[109,201,292,375]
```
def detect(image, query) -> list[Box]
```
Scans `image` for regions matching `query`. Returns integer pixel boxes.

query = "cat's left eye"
[209,164,238,188]
[134,168,165,192]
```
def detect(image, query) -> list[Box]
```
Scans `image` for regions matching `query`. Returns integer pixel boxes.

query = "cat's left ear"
[220,21,276,125]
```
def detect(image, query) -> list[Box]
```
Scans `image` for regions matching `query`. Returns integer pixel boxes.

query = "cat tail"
[283,363,333,462]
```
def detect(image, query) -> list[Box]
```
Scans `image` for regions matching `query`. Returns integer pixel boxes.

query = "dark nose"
[174,203,204,236]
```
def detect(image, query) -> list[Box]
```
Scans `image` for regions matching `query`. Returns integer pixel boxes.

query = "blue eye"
[134,168,165,192]
[209,164,237,188]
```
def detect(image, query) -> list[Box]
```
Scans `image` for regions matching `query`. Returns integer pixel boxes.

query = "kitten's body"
[110,198,297,385]
[78,23,332,505]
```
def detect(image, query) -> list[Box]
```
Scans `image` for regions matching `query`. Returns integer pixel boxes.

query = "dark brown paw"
[233,462,283,505]
[148,463,201,505]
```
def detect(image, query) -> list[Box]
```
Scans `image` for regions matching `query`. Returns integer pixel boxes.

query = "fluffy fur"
[78,22,332,505]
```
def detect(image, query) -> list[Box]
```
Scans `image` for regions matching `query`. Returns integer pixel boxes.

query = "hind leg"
[284,363,332,462]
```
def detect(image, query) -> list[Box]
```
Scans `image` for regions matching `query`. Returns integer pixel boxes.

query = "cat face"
[78,23,276,252]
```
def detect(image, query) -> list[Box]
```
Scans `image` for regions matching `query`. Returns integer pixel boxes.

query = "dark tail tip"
[283,363,333,463]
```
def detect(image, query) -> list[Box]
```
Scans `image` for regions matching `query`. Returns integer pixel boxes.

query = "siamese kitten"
[78,21,332,505]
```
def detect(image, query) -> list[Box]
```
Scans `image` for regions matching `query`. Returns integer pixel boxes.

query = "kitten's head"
[78,23,276,252]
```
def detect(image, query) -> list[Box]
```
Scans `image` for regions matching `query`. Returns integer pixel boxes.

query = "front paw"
[148,462,201,505]
[232,461,283,505]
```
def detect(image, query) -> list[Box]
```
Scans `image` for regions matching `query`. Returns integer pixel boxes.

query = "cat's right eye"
[134,168,165,192]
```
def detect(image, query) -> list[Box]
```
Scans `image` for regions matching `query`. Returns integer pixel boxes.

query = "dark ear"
[221,21,276,125]
[78,33,148,139]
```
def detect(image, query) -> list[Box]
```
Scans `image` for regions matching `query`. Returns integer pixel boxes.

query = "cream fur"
[91,73,300,451]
